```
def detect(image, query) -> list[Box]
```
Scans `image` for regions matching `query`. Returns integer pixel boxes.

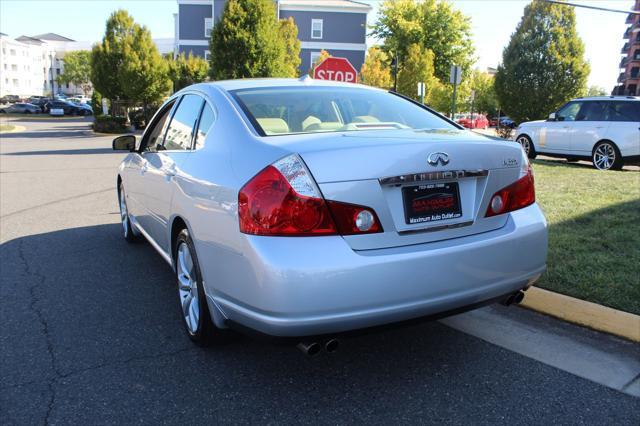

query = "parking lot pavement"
[1,118,639,425]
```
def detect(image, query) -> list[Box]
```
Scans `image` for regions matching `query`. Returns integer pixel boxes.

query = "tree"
[495,0,589,123]
[469,69,498,116]
[209,0,288,80]
[91,9,136,100]
[587,85,607,96]
[361,46,392,89]
[397,43,436,102]
[309,49,331,75]
[58,51,92,95]
[279,17,301,77]
[167,52,209,91]
[371,0,475,83]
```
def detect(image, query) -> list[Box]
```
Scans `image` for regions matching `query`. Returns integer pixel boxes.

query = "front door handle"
[165,164,177,180]
[140,162,148,174]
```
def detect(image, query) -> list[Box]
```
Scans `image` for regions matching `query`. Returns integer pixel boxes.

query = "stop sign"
[313,57,358,83]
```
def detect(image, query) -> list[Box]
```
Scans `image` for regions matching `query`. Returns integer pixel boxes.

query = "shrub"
[496,126,514,140]
[93,115,129,133]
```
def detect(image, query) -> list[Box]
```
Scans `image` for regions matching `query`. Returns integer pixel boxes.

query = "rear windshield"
[230,86,457,136]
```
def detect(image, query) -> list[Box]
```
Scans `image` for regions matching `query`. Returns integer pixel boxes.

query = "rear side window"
[576,102,605,121]
[163,94,204,150]
[603,101,640,122]
[195,103,214,149]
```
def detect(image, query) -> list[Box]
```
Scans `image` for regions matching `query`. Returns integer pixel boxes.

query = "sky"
[0,0,632,90]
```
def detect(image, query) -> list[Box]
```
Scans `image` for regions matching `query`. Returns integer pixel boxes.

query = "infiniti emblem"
[428,152,449,166]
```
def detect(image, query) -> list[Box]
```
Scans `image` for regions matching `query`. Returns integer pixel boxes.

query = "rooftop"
[278,0,371,11]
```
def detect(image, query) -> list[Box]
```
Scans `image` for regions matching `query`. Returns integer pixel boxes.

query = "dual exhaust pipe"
[297,339,339,356]
[500,290,525,306]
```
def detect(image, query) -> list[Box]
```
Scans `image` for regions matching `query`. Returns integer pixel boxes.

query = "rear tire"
[592,141,623,171]
[174,229,218,345]
[516,134,536,159]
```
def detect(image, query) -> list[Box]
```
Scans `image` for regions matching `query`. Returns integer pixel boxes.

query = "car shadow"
[3,147,116,155]
[534,157,639,172]
[2,223,638,423]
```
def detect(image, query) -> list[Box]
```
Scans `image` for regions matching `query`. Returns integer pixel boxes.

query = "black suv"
[44,100,84,115]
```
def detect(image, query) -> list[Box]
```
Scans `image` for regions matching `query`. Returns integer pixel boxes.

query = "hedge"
[93,115,129,133]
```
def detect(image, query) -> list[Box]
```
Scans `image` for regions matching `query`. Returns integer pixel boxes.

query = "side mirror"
[112,135,136,152]
[547,112,556,121]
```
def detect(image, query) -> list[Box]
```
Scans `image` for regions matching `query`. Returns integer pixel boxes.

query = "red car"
[457,113,489,129]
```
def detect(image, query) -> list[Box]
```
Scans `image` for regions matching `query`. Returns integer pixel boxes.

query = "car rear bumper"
[208,203,548,337]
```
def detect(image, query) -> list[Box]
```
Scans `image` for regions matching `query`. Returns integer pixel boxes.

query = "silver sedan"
[113,79,547,350]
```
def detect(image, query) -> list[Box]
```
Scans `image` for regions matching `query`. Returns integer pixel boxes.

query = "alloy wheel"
[517,136,530,155]
[593,143,616,170]
[177,242,200,334]
[119,190,129,238]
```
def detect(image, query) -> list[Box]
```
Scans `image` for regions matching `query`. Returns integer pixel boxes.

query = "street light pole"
[392,50,398,92]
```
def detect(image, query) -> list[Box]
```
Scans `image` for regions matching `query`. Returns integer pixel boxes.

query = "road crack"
[17,239,63,425]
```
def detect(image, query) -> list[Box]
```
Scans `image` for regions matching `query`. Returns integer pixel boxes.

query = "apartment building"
[173,0,371,74]
[0,32,91,97]
[614,0,640,95]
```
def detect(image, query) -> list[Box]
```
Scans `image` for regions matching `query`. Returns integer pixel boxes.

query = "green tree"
[371,0,475,83]
[495,0,589,123]
[167,52,210,91]
[310,49,331,76]
[361,46,392,89]
[279,17,301,77]
[91,9,136,100]
[397,43,436,102]
[427,78,470,115]
[587,85,607,96]
[209,0,288,80]
[120,23,171,107]
[469,70,498,116]
[58,51,92,95]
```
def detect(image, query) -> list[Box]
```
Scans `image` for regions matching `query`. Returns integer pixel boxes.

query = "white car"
[515,96,640,170]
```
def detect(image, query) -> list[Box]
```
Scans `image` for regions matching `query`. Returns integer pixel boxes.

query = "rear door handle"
[165,164,177,180]
[140,161,148,174]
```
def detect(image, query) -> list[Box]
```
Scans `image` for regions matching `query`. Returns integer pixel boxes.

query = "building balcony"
[627,13,635,24]
[619,72,626,83]
[620,57,629,68]
[622,42,630,53]
[624,26,631,39]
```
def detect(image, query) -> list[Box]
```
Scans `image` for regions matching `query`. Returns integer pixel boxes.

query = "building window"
[11,64,17,71]
[56,68,60,75]
[311,19,323,39]
[310,51,322,66]
[10,49,16,55]
[12,79,18,86]
[205,17,213,37]
[204,50,211,60]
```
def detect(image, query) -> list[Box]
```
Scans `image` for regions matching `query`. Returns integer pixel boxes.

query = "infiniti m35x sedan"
[113,78,548,348]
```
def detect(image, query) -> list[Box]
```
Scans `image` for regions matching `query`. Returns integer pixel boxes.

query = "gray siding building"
[174,0,371,73]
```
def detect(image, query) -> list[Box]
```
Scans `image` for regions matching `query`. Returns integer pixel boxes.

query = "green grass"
[532,160,640,314]
[0,124,16,132]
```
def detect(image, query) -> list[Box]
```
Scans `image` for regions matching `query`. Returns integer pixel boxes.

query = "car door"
[602,100,640,157]
[138,94,205,253]
[541,101,582,153]
[569,101,609,155]
[126,100,176,231]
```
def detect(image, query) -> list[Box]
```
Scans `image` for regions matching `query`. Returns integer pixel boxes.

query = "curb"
[521,286,640,343]
[0,125,26,134]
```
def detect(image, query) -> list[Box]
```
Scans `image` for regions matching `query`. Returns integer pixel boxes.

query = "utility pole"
[470,89,475,126]
[392,51,398,92]
[450,65,461,118]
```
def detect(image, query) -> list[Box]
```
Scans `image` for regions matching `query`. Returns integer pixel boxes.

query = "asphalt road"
[1,117,639,425]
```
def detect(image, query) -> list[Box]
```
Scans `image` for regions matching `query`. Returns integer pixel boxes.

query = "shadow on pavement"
[4,147,115,155]
[1,223,639,424]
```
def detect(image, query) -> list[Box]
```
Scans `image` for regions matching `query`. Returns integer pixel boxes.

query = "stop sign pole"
[313,57,358,83]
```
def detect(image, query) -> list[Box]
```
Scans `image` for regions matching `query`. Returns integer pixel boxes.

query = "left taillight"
[238,154,382,236]
[485,163,535,217]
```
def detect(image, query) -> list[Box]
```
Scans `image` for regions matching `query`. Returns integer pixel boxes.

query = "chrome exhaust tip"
[324,339,340,353]
[297,341,321,357]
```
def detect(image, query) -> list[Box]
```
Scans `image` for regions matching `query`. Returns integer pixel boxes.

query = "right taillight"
[238,154,382,236]
[485,163,535,217]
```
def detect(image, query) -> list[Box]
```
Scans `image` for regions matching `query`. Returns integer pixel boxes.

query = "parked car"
[490,116,516,128]
[1,95,20,104]
[457,113,489,129]
[29,97,50,113]
[44,100,88,115]
[73,94,90,103]
[69,101,93,115]
[515,96,640,170]
[112,80,548,349]
[0,103,41,114]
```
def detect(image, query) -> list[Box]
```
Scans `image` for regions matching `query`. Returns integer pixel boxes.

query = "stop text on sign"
[313,57,358,83]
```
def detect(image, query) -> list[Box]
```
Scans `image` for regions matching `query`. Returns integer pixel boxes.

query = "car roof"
[194,76,383,93]
[575,96,639,102]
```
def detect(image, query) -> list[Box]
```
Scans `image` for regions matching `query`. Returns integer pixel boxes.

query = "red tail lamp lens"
[485,164,535,217]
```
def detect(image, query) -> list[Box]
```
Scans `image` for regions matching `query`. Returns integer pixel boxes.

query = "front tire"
[118,183,139,243]
[592,141,623,171]
[174,229,217,345]
[516,134,536,159]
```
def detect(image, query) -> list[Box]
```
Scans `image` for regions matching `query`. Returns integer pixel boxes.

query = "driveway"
[1,117,639,425]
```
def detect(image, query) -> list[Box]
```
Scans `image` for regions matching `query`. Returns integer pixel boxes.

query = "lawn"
[532,159,640,314]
